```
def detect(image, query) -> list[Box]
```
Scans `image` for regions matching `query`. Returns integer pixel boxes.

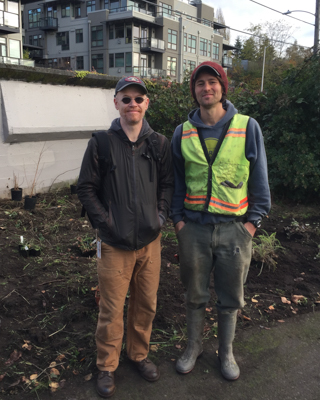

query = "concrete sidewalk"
[29,312,320,400]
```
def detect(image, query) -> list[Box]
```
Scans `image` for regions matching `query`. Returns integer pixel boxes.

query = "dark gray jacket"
[78,118,174,250]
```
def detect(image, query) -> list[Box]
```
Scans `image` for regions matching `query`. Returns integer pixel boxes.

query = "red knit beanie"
[190,61,228,102]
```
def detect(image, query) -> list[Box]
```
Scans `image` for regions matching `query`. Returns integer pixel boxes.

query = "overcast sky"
[205,0,316,49]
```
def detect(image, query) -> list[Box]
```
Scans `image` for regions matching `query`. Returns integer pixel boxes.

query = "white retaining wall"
[0,80,119,198]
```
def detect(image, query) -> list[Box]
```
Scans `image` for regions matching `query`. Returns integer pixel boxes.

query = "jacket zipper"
[132,144,138,250]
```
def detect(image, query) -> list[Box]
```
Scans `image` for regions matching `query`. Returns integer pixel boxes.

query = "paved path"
[17,311,319,400]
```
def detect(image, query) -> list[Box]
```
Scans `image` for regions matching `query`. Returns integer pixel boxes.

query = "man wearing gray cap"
[171,62,271,380]
[78,76,173,398]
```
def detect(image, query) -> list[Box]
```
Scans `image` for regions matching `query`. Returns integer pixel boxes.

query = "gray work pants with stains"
[177,220,252,313]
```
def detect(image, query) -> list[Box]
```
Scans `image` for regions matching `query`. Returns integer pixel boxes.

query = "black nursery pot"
[29,248,41,257]
[19,245,29,258]
[11,188,23,201]
[24,196,37,210]
[70,185,77,194]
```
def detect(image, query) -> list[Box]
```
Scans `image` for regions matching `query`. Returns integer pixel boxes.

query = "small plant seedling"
[252,230,285,276]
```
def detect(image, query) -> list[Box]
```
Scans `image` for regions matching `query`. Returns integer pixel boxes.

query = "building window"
[109,25,114,39]
[76,56,84,69]
[208,40,211,58]
[188,34,196,54]
[56,31,69,50]
[104,0,109,9]
[92,53,103,73]
[186,60,196,71]
[115,52,124,67]
[126,25,132,44]
[0,37,6,57]
[109,53,114,68]
[76,29,83,43]
[200,38,207,56]
[183,59,186,71]
[9,39,20,58]
[159,2,172,17]
[29,34,42,46]
[203,19,211,27]
[110,0,119,10]
[87,1,96,14]
[168,29,177,51]
[125,52,132,72]
[28,8,41,28]
[92,26,103,47]
[47,6,57,18]
[212,42,219,60]
[61,5,70,18]
[115,23,124,38]
[167,56,176,77]
[75,5,81,18]
[183,33,187,52]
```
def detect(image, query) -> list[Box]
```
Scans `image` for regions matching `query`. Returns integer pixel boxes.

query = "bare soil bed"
[0,188,319,398]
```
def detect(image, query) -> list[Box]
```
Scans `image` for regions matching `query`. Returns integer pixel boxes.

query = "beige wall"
[0,80,119,198]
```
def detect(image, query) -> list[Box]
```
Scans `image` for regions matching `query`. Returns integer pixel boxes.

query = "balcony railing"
[222,56,233,68]
[135,38,165,53]
[132,66,166,79]
[0,56,35,67]
[109,5,155,16]
[39,17,58,31]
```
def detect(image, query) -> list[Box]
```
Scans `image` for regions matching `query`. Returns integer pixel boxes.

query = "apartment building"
[22,0,233,82]
[0,0,34,66]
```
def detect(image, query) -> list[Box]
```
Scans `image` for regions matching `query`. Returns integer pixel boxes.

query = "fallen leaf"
[251,297,258,303]
[30,374,38,380]
[291,295,306,304]
[175,344,181,349]
[91,286,99,291]
[84,373,92,381]
[294,277,304,282]
[269,305,275,310]
[49,381,59,388]
[0,373,6,382]
[278,320,285,323]
[210,317,214,321]
[22,343,32,350]
[49,361,57,368]
[0,226,6,230]
[206,307,213,312]
[171,358,176,362]
[21,376,30,384]
[50,368,60,376]
[56,354,66,361]
[5,350,22,366]
[259,326,271,330]
[242,315,251,321]
[73,370,79,375]
[281,297,291,304]
[166,262,171,268]
[41,290,46,293]
[150,344,159,352]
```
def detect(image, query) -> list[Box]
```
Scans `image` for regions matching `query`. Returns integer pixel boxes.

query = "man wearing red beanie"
[171,62,271,380]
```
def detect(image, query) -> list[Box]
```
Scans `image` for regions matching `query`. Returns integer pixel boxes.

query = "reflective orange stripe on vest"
[182,129,198,140]
[185,193,248,212]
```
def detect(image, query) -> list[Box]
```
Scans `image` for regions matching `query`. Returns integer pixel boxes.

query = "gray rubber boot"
[176,308,205,374]
[218,311,240,381]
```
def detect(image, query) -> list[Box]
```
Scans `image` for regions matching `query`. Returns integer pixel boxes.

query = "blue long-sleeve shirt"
[170,100,271,225]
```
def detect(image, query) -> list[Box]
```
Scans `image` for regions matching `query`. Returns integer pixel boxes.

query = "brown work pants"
[96,234,161,372]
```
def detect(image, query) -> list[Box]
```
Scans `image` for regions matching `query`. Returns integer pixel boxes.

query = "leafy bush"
[145,74,194,140]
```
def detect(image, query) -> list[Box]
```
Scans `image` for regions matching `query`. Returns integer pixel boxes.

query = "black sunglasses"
[121,96,145,104]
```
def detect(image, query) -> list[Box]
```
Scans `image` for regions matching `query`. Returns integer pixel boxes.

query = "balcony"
[39,17,58,31]
[0,56,35,67]
[222,56,233,68]
[132,66,166,79]
[137,38,165,53]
